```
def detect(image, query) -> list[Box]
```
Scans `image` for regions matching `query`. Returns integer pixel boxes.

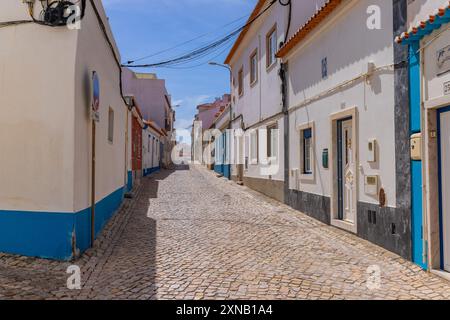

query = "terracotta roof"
[224,0,268,65]
[276,0,343,58]
[396,1,450,44]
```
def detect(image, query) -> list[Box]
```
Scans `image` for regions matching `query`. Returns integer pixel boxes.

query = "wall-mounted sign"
[91,71,100,122]
[437,45,450,76]
[445,81,450,96]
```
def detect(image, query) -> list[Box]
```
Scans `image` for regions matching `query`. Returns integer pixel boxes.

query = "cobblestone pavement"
[1,165,450,300]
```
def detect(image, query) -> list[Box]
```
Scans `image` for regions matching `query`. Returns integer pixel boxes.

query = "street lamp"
[208,61,232,91]
[208,61,233,129]
[208,61,231,71]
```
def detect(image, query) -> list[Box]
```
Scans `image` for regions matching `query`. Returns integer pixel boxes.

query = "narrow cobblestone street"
[1,165,450,300]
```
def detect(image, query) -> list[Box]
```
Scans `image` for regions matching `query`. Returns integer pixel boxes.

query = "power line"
[126,12,251,65]
[123,0,278,69]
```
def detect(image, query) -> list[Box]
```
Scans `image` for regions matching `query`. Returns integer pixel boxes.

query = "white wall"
[73,0,127,212]
[229,1,286,128]
[423,28,450,105]
[0,1,78,212]
[143,127,161,171]
[227,1,334,182]
[286,0,397,207]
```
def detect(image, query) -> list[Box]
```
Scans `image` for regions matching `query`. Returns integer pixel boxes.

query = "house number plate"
[445,81,450,96]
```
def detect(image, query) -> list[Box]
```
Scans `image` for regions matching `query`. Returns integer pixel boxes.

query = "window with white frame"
[267,124,278,160]
[266,25,277,68]
[238,67,244,96]
[250,130,258,165]
[301,128,313,174]
[250,49,258,85]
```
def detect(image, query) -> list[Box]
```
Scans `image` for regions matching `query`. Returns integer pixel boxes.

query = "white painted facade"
[227,0,325,191]
[404,0,450,274]
[143,126,162,174]
[0,0,127,214]
[74,0,127,213]
[281,0,398,232]
[0,0,129,258]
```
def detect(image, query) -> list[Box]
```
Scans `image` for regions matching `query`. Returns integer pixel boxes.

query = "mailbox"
[410,133,422,161]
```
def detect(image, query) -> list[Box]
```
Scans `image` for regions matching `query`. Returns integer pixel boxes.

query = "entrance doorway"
[438,107,450,272]
[337,117,355,224]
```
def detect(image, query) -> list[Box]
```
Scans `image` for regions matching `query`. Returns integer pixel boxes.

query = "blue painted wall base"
[143,166,160,177]
[127,171,133,192]
[0,187,124,261]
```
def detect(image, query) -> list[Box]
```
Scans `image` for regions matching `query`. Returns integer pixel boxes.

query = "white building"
[122,68,176,170]
[143,120,164,177]
[397,0,450,275]
[225,0,326,202]
[0,0,128,260]
[225,0,418,261]
[277,0,413,260]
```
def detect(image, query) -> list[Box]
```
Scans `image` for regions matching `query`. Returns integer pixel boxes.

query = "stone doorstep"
[430,269,450,283]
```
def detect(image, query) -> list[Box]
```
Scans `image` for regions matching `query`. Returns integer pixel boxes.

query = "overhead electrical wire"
[127,12,252,65]
[161,42,234,70]
[0,0,289,105]
[2,0,283,71]
[123,0,280,69]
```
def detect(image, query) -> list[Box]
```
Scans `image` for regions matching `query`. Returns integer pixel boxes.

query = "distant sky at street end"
[103,0,258,144]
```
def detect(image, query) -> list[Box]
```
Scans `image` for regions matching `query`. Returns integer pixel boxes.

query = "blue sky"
[103,0,258,140]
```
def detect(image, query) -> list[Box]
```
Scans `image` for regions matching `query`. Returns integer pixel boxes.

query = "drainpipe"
[420,44,429,269]
[280,0,292,205]
[91,119,96,247]
[279,62,289,205]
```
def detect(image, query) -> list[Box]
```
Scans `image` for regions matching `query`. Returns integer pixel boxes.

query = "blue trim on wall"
[409,42,426,270]
[0,186,125,261]
[411,160,426,269]
[437,106,450,270]
[143,166,160,177]
[409,43,421,133]
[223,164,231,180]
[214,164,223,175]
[127,171,133,192]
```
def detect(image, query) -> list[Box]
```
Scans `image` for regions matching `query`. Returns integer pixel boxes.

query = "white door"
[440,111,450,272]
[341,120,355,224]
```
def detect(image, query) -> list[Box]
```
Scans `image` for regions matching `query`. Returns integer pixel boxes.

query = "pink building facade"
[122,68,176,169]
[195,94,231,131]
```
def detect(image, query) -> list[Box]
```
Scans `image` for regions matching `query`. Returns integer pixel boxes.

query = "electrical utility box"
[365,175,379,196]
